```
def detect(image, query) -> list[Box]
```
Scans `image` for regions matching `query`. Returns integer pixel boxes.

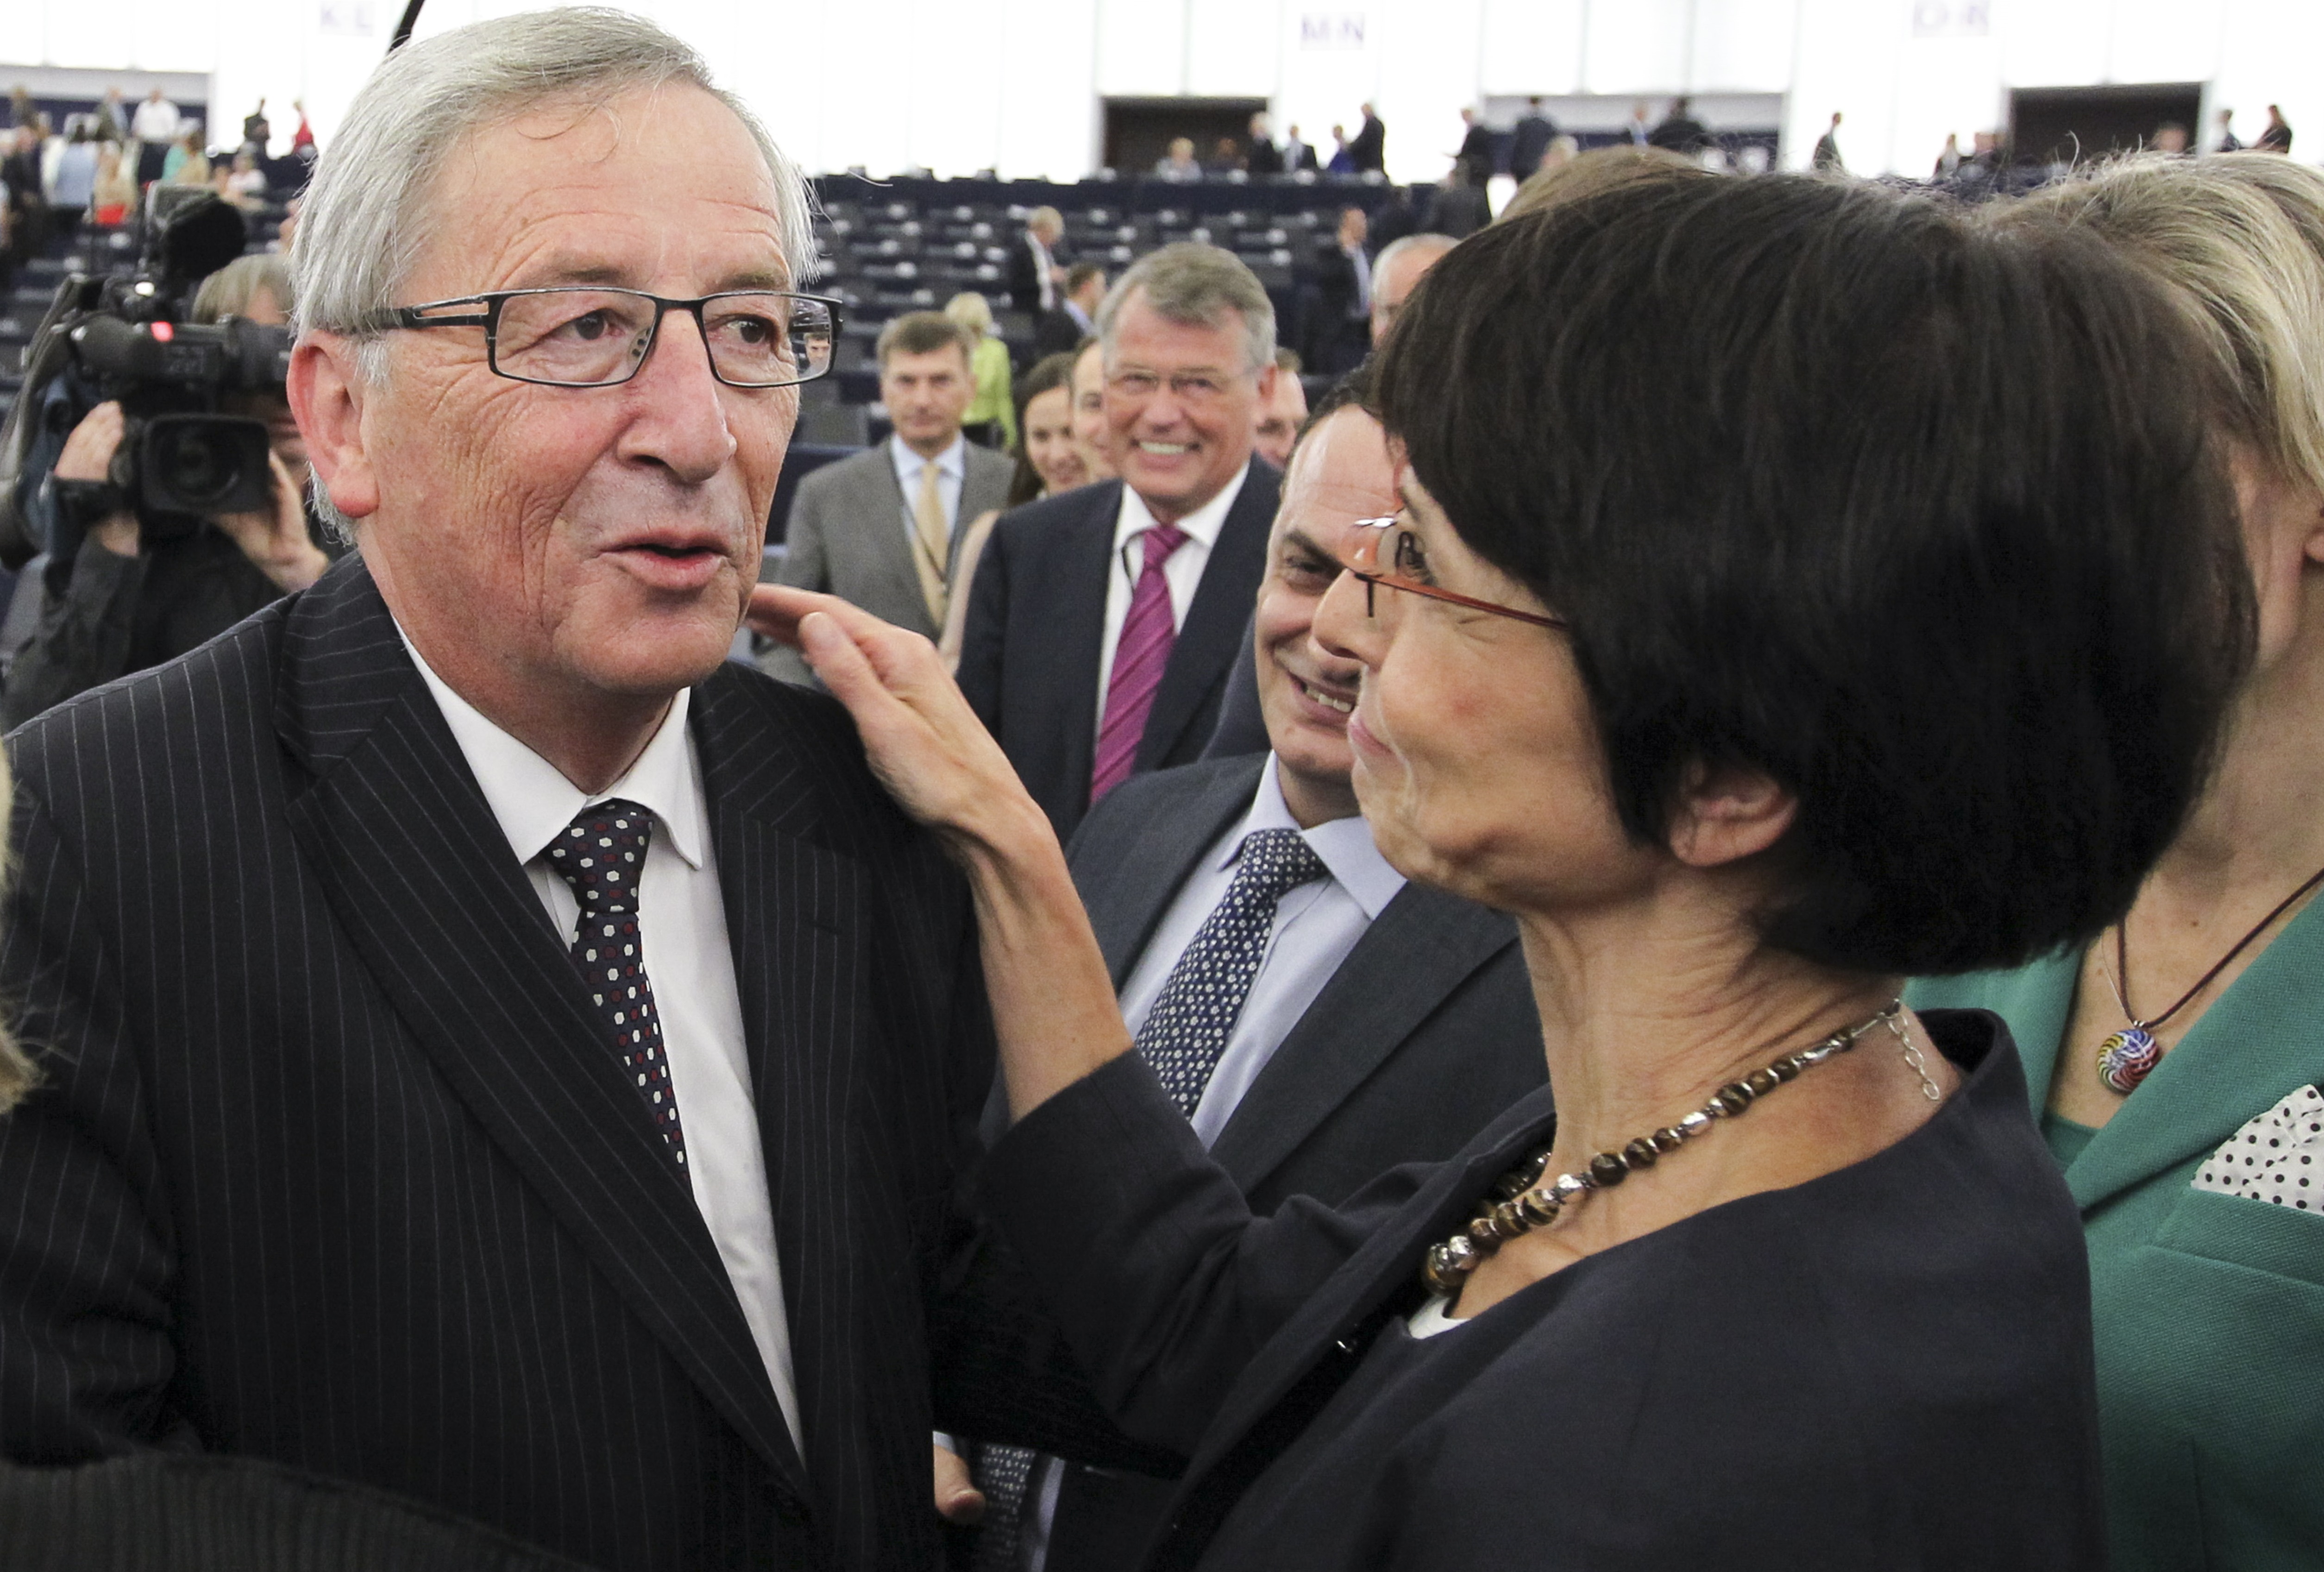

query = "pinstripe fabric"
[0,555,998,1572]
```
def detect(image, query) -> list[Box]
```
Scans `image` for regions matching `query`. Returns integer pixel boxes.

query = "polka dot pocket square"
[2192,1083,2324,1213]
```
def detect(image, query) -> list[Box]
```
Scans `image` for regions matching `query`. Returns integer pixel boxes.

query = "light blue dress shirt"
[888,432,967,564]
[1116,754,1406,1146]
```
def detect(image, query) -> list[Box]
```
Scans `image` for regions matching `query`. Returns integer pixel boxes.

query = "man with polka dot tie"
[0,17,1051,1572]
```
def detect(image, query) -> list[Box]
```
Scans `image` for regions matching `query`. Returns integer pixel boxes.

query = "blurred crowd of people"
[1,86,313,290]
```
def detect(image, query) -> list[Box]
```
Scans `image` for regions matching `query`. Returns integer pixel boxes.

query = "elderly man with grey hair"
[956,242,1285,843]
[0,12,1114,1570]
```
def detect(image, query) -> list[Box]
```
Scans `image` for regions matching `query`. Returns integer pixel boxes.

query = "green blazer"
[1911,901,2324,1572]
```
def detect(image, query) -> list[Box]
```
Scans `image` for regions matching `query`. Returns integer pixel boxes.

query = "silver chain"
[1888,1012,1942,1102]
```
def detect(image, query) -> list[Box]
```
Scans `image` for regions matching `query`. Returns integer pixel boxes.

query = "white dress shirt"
[131,97,181,143]
[1094,462,1252,731]
[890,432,967,561]
[399,632,804,1451]
[1021,754,1404,1568]
[1027,233,1057,313]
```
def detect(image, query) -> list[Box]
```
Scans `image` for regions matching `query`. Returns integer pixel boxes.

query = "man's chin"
[571,599,745,697]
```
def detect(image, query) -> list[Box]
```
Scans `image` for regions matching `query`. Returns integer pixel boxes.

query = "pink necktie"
[1091,523,1187,804]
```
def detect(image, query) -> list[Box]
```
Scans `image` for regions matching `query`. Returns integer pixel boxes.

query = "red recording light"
[150,321,176,343]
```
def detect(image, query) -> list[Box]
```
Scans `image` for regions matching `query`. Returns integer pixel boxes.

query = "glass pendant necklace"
[2100,863,2324,1094]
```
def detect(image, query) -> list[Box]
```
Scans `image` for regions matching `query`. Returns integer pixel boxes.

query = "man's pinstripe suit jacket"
[0,554,1089,1571]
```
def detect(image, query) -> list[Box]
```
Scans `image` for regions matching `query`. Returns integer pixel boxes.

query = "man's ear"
[287,333,380,522]
[1666,759,1797,868]
[1255,359,1280,408]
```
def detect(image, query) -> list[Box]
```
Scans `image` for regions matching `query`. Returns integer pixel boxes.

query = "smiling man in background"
[957,244,1282,842]
[0,14,1022,1572]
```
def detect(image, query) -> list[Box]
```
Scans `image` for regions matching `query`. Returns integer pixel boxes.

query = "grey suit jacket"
[761,440,1014,685]
[1032,753,1547,1572]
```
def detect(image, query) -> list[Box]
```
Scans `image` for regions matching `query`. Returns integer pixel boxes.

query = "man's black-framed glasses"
[357,287,844,389]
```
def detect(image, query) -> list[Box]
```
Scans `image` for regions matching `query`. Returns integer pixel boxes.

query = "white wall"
[2,0,2321,181]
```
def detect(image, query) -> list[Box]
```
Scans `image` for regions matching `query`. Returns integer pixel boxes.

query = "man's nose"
[618,309,737,484]
[1138,384,1193,430]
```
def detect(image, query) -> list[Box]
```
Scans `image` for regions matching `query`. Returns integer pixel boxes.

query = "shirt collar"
[1214,754,1406,920]
[890,433,966,489]
[396,627,708,871]
[1113,459,1251,554]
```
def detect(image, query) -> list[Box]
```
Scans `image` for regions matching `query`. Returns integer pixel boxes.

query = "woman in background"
[1914,152,2324,1572]
[89,144,134,226]
[939,351,1085,667]
[945,291,1016,451]
[163,127,208,186]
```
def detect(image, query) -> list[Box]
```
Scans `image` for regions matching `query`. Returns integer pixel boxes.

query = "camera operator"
[2,254,333,729]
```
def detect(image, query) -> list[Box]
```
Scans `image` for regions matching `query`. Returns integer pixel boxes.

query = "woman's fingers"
[931,1442,985,1525]
[746,581,870,650]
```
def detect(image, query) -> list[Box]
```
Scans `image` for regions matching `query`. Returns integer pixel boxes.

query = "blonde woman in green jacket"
[945,291,1016,450]
[1914,154,2324,1572]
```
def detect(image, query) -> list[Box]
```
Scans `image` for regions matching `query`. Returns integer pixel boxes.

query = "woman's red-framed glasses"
[1339,517,1567,629]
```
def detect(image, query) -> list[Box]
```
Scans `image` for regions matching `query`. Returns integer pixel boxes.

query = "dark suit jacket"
[1033,306,1089,363]
[1038,755,1545,1572]
[1509,113,1556,178]
[1203,614,1268,759]
[979,1013,2106,1571]
[955,466,1279,843]
[1245,139,1284,176]
[1312,245,1363,327]
[0,555,1011,1572]
[1008,234,1053,314]
[1455,122,1495,175]
[1347,115,1385,173]
[0,1453,594,1571]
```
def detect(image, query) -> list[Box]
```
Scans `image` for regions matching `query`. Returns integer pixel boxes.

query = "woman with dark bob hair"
[755,174,2248,1566]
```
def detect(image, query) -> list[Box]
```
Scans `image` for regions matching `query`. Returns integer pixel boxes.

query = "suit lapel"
[1137,467,1277,771]
[1077,758,1262,989]
[274,558,809,1501]
[2068,899,2324,1212]
[1052,488,1120,796]
[1207,885,1519,1194]
[854,448,938,641]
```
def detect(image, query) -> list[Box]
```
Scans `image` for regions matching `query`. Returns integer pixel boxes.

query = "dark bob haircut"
[1373,175,2252,975]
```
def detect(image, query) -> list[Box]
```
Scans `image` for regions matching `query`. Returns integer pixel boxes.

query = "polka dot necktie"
[1133,827,1329,1115]
[544,799,687,1170]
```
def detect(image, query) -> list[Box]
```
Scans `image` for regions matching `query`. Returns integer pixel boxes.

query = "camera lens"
[160,426,234,509]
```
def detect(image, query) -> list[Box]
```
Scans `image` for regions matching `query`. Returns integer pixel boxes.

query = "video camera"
[0,189,293,566]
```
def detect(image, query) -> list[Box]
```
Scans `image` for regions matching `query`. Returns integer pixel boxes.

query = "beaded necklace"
[1421,1000,1932,1297]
